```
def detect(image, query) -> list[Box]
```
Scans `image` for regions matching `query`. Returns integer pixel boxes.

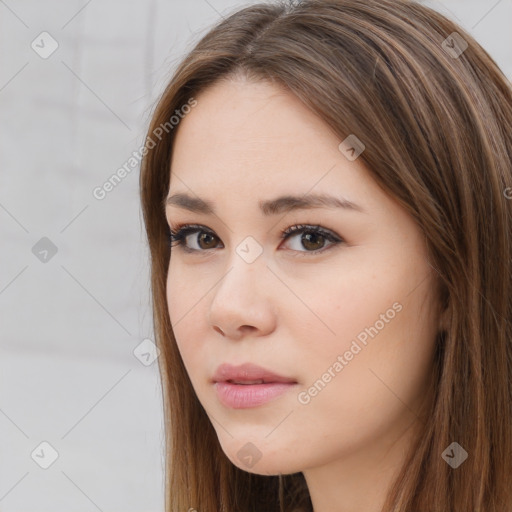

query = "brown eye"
[300,231,326,251]
[168,225,223,253]
[196,231,219,250]
[281,224,343,255]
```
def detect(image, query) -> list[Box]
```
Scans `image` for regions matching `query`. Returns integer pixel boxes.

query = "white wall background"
[0,0,510,511]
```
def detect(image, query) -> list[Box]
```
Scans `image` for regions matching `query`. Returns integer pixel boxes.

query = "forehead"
[169,78,357,190]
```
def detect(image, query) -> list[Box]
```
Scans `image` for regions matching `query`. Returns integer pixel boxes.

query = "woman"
[139,0,512,510]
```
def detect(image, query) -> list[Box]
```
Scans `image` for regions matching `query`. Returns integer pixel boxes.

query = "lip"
[212,362,297,384]
[214,382,297,408]
[212,363,298,409]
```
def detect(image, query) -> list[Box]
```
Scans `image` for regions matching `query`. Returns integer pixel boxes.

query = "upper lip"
[212,363,297,384]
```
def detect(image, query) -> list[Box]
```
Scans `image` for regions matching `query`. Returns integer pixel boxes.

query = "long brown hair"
[139,1,512,510]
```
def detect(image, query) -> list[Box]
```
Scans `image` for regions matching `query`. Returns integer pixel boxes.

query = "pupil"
[199,232,216,249]
[303,232,324,250]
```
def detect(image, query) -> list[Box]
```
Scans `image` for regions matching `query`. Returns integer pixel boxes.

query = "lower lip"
[214,381,297,409]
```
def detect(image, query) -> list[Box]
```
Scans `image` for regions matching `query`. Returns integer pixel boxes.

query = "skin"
[165,76,445,512]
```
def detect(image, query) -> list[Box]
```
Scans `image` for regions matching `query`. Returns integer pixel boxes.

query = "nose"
[208,256,277,341]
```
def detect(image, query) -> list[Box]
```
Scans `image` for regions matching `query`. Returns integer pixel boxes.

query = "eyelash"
[166,222,344,257]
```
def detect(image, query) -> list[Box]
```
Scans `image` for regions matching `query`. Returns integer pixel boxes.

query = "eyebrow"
[164,192,366,216]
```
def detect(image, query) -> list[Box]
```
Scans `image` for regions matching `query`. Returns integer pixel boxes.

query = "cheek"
[288,266,392,358]
[166,266,205,369]
[166,258,204,329]
[289,296,436,460]
[292,260,437,404]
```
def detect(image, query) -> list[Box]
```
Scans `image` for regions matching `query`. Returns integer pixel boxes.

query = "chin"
[219,436,305,476]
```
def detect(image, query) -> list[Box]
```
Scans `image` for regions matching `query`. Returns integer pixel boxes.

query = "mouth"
[212,363,298,409]
[212,362,298,385]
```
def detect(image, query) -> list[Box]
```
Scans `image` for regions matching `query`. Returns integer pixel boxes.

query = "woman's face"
[165,77,442,477]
